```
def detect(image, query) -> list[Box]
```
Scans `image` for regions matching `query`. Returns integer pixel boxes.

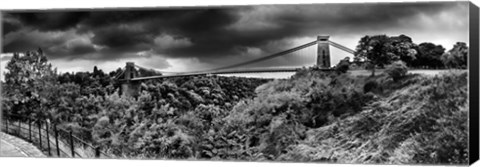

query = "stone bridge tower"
[121,62,140,97]
[317,35,331,68]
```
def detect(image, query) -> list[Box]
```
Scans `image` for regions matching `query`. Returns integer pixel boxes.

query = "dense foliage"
[2,47,468,165]
[279,71,468,164]
[385,61,408,82]
[441,42,469,69]
[413,43,445,69]
[354,34,417,76]
[335,57,351,73]
[353,34,468,74]
[2,49,58,120]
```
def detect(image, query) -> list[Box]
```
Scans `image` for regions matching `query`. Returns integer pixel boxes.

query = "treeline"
[56,65,164,96]
[348,34,468,73]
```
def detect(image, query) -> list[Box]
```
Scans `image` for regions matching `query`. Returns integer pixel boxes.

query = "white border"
[1,0,479,167]
[0,0,473,10]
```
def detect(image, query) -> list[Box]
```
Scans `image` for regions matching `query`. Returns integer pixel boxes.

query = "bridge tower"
[317,35,331,68]
[121,62,140,97]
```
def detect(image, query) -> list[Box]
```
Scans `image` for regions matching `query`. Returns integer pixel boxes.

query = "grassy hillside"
[275,70,468,164]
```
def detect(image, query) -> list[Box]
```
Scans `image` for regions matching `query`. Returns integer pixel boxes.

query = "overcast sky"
[1,1,469,76]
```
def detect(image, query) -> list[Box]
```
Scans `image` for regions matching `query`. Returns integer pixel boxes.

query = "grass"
[279,71,469,164]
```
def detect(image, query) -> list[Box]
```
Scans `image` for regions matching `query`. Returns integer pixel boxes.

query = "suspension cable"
[328,40,355,54]
[113,67,126,79]
[121,39,355,80]
[199,40,318,72]
[134,65,178,75]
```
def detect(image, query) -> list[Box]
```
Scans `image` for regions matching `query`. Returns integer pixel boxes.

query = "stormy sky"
[0,1,469,76]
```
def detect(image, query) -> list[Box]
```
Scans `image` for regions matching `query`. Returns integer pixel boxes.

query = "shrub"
[363,80,379,93]
[281,72,468,164]
[385,61,408,82]
[335,57,350,73]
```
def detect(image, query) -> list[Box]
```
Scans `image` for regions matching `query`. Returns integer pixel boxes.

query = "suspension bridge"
[117,35,355,96]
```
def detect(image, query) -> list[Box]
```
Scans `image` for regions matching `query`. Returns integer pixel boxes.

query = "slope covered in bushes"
[277,71,468,164]
[37,68,469,163]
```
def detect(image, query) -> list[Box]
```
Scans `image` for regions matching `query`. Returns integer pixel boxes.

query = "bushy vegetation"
[278,71,468,164]
[385,61,408,82]
[1,49,469,165]
[335,57,351,73]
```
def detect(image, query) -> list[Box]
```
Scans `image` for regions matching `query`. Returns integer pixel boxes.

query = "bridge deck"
[130,67,333,81]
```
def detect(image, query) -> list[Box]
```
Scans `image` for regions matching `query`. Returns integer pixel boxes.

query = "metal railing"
[1,113,110,158]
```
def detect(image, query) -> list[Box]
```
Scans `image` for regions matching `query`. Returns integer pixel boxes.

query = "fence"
[1,113,110,158]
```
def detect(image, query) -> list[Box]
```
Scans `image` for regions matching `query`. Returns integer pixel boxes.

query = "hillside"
[2,52,468,164]
[273,70,469,164]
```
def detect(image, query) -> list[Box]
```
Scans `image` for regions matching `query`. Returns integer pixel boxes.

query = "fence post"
[5,119,8,133]
[38,121,43,150]
[18,121,21,136]
[95,146,101,158]
[46,122,51,156]
[54,125,60,157]
[28,120,32,141]
[69,131,75,157]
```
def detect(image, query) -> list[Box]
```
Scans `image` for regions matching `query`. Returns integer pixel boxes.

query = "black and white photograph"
[0,0,478,166]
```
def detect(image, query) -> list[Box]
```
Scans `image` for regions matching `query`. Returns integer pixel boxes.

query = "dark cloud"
[1,1,468,71]
[88,8,243,58]
[45,42,96,59]
[90,26,152,50]
[3,36,40,52]
[70,43,95,55]
[158,2,458,59]
[8,11,88,32]
[2,18,22,35]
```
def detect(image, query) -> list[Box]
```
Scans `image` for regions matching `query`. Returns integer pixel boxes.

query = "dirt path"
[0,132,45,157]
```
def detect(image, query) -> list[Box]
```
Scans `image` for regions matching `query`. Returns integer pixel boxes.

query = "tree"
[93,66,107,78]
[355,35,392,76]
[335,57,350,73]
[414,43,445,69]
[354,34,417,76]
[3,49,59,119]
[441,42,468,69]
[389,35,418,66]
[93,66,99,75]
[58,72,73,83]
[138,67,162,77]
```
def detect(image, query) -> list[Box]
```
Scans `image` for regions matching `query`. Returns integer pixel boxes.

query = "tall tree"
[354,34,417,76]
[389,35,418,66]
[441,42,468,69]
[415,43,445,69]
[3,49,59,119]
[355,35,392,76]
[93,66,99,75]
